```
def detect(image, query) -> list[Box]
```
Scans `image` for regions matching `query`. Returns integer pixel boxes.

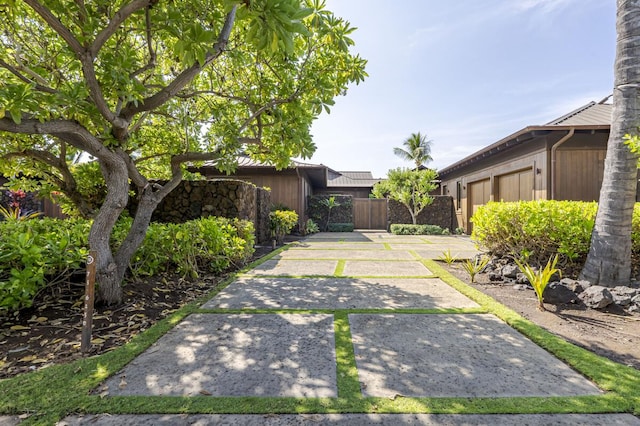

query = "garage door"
[468,179,491,232]
[497,169,533,202]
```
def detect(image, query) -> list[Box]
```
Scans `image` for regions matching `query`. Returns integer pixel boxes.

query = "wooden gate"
[353,198,388,229]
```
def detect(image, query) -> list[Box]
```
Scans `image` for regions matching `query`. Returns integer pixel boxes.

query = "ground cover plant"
[0,217,254,315]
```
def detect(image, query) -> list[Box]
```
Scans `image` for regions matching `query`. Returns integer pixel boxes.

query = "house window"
[456,181,462,210]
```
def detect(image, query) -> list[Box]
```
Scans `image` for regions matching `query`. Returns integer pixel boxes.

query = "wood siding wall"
[554,149,605,201]
[440,144,547,233]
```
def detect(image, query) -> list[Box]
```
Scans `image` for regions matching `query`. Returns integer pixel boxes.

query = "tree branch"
[0,59,57,94]
[129,6,157,79]
[92,0,154,56]
[23,0,84,56]
[120,5,237,119]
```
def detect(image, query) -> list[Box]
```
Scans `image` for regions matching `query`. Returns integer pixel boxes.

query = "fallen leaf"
[91,338,105,344]
[199,390,212,396]
[10,325,30,331]
[119,377,127,389]
[19,355,37,362]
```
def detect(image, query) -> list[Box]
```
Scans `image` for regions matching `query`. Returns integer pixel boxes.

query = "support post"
[81,250,97,353]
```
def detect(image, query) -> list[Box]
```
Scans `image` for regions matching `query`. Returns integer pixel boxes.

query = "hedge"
[471,200,640,265]
[0,217,254,314]
[390,224,449,235]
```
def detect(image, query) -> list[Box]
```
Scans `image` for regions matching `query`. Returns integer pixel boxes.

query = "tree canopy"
[372,168,438,225]
[393,132,433,169]
[0,0,367,303]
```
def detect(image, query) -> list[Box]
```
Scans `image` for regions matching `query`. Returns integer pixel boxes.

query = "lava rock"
[488,273,504,282]
[579,286,614,309]
[559,278,591,293]
[501,264,519,279]
[610,286,640,307]
[543,282,578,305]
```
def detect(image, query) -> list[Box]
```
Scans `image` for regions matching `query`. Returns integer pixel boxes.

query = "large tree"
[0,0,366,303]
[372,168,438,225]
[393,132,433,168]
[580,0,640,287]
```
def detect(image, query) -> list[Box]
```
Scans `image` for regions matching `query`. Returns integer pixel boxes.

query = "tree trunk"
[90,158,130,304]
[580,0,640,287]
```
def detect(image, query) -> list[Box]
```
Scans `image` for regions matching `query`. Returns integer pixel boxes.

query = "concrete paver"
[342,260,433,276]
[278,249,415,260]
[202,277,480,310]
[350,313,601,398]
[245,259,338,276]
[102,314,336,397]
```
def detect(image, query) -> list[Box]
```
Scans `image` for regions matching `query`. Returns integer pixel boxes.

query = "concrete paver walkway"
[57,231,640,425]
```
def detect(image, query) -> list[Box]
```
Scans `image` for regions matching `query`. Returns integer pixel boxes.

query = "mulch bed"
[0,244,274,380]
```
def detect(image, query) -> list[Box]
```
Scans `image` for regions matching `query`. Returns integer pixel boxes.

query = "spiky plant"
[514,254,561,311]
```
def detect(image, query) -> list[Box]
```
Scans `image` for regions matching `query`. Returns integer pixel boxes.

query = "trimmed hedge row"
[390,224,450,235]
[0,217,254,313]
[471,200,640,265]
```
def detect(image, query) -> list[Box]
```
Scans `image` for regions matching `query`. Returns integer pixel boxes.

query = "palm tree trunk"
[580,0,640,287]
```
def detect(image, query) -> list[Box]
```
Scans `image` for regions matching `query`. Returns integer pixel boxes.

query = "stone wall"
[388,196,456,231]
[150,179,271,244]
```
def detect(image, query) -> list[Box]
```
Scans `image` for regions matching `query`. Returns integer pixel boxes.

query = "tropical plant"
[305,218,320,234]
[393,132,433,168]
[0,205,42,221]
[515,255,561,312]
[461,256,490,283]
[580,1,639,287]
[438,249,458,265]
[0,1,367,304]
[372,168,438,225]
[320,196,340,231]
[269,210,299,245]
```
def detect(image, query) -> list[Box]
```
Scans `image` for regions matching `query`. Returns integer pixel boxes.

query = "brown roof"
[327,170,382,188]
[545,100,612,126]
[438,99,612,177]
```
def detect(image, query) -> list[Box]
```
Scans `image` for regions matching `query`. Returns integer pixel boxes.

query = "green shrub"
[390,224,449,235]
[471,200,598,264]
[327,222,354,232]
[0,216,254,314]
[0,218,90,313]
[305,218,320,234]
[269,210,299,244]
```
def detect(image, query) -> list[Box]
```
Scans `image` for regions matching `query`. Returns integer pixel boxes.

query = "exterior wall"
[440,139,548,233]
[388,196,456,231]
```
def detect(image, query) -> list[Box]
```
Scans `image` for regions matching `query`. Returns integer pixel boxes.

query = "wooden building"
[437,98,636,233]
[193,156,383,228]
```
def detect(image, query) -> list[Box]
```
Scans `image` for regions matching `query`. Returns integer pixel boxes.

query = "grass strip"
[334,312,362,399]
[383,243,392,250]
[334,260,346,276]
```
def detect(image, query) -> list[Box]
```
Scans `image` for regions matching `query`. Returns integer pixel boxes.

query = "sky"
[305,0,616,178]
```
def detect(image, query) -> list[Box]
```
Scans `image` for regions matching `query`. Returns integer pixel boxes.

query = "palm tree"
[580,0,640,287]
[393,132,433,168]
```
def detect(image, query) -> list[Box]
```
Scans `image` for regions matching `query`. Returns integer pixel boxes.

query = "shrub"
[0,218,90,313]
[305,218,320,234]
[269,210,299,244]
[327,222,354,232]
[390,224,449,235]
[0,216,255,314]
[471,201,599,265]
